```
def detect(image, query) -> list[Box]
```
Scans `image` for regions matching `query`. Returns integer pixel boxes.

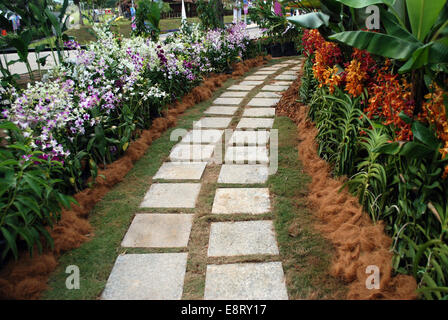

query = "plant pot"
[270,43,282,57]
[282,42,297,56]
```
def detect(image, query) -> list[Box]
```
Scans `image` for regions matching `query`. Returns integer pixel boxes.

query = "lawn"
[31,16,235,47]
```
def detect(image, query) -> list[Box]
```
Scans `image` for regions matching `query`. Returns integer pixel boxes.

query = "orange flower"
[345,59,366,97]
[364,61,415,141]
[422,83,448,160]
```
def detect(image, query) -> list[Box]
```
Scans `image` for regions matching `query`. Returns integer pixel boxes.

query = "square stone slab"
[194,117,232,129]
[275,74,297,81]
[237,118,274,129]
[208,220,278,256]
[102,253,188,300]
[239,80,263,86]
[228,130,270,146]
[254,70,276,75]
[261,85,289,91]
[255,92,282,98]
[140,183,201,208]
[220,91,249,97]
[228,84,255,91]
[204,106,238,116]
[212,188,270,214]
[218,164,269,183]
[213,97,243,105]
[181,129,223,144]
[245,75,267,81]
[243,108,275,117]
[169,144,215,162]
[122,214,193,247]
[204,262,288,300]
[224,146,269,164]
[154,162,206,180]
[248,98,280,107]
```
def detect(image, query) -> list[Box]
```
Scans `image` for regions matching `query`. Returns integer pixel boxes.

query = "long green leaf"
[406,0,447,41]
[329,30,420,59]
[335,0,395,8]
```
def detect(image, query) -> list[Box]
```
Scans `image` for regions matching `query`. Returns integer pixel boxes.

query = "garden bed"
[276,61,417,299]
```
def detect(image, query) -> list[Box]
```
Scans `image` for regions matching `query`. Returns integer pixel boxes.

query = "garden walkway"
[100,58,301,300]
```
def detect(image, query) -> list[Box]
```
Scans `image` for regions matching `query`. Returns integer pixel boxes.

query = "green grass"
[37,16,236,46]
[269,116,347,299]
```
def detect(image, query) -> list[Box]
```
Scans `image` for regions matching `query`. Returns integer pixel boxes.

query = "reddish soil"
[0,56,269,300]
[276,59,418,300]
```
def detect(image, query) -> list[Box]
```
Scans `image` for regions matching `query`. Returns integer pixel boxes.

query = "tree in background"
[133,0,164,41]
[73,0,84,25]
[197,0,224,30]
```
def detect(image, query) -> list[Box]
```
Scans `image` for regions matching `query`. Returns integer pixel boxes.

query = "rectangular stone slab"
[219,91,249,97]
[255,92,282,98]
[239,80,263,86]
[169,144,215,162]
[180,129,223,144]
[194,117,232,129]
[271,81,293,86]
[244,75,268,81]
[140,183,201,208]
[275,74,297,81]
[253,70,276,75]
[247,98,280,107]
[282,70,298,75]
[153,162,206,180]
[243,108,275,117]
[228,130,270,146]
[122,214,194,247]
[204,262,288,300]
[204,106,238,116]
[236,118,274,129]
[218,164,269,184]
[211,188,270,214]
[213,97,243,105]
[261,85,289,92]
[224,146,269,164]
[227,85,256,91]
[208,220,279,256]
[102,253,188,300]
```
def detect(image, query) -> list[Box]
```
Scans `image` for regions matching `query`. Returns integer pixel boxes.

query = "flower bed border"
[275,59,418,300]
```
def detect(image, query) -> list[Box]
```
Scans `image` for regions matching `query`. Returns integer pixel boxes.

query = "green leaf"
[1,227,18,260]
[287,12,330,29]
[411,121,440,148]
[406,0,447,41]
[329,30,420,59]
[374,142,401,155]
[335,0,395,8]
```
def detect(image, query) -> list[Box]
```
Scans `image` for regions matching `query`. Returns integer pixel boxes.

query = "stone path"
[101,58,300,300]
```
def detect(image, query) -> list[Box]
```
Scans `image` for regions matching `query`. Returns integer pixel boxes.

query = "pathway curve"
[101,57,301,300]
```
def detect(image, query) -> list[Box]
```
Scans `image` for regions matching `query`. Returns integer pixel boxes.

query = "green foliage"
[0,122,76,261]
[133,0,164,41]
[299,55,317,103]
[197,0,224,31]
[345,126,390,222]
[249,0,301,43]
